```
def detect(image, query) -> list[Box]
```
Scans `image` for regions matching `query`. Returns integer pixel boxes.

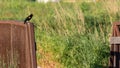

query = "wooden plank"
[110,37,120,44]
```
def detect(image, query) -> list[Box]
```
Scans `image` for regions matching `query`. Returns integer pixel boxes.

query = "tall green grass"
[0,0,120,68]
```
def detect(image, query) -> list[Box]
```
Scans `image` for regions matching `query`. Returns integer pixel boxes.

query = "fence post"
[109,22,120,68]
[0,21,37,68]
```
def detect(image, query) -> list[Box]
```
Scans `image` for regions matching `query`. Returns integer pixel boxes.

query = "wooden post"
[109,22,120,68]
[0,21,37,68]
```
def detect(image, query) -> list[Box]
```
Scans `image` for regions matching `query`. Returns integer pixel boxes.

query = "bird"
[24,14,33,24]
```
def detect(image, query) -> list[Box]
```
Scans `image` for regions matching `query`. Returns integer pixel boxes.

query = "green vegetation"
[0,0,120,68]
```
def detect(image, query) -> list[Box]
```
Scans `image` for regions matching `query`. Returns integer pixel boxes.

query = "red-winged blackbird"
[24,14,33,24]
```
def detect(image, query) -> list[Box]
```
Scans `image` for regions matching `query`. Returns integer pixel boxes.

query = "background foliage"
[0,0,120,68]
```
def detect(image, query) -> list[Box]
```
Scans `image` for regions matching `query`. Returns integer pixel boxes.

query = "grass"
[0,0,120,68]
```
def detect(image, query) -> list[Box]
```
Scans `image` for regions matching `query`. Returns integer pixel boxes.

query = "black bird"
[24,14,33,24]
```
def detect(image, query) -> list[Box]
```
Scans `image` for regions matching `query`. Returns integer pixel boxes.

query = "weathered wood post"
[0,21,37,68]
[109,22,120,68]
